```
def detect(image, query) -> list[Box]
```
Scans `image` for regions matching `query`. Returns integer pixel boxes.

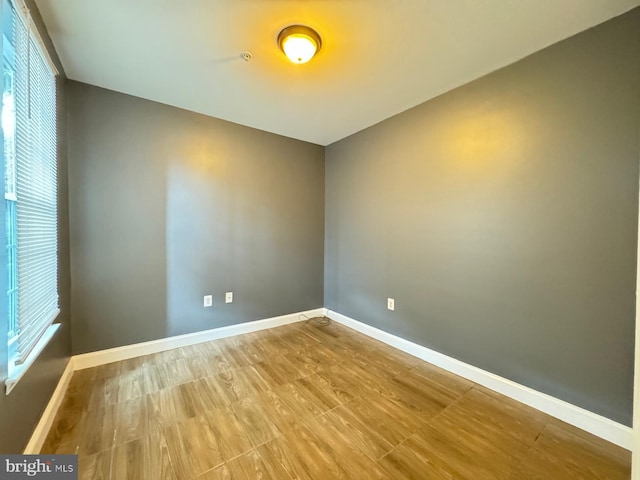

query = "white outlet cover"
[204,295,213,307]
[225,292,233,303]
[387,298,395,311]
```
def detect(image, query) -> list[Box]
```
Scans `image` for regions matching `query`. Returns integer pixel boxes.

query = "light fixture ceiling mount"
[277,25,322,64]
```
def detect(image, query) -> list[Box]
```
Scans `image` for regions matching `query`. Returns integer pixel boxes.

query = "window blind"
[9,0,59,365]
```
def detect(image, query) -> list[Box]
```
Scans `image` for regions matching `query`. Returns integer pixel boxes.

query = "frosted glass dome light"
[277,25,322,64]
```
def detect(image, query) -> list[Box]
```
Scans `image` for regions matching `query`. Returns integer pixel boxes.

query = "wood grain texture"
[78,449,112,480]
[42,318,630,479]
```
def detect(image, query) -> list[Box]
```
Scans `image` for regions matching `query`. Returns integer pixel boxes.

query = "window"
[3,0,59,393]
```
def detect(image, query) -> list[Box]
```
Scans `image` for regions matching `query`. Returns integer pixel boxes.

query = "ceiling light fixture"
[277,25,322,64]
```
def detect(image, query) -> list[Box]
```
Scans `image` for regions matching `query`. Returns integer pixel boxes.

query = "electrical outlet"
[225,292,233,303]
[203,295,213,307]
[387,298,395,311]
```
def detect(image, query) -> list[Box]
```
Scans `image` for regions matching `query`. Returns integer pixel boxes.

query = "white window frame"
[4,0,60,395]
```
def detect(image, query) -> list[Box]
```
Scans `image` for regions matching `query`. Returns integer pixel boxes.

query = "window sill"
[5,322,61,395]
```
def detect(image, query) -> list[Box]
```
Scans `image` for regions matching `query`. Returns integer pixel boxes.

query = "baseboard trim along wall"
[25,306,631,453]
[24,307,324,453]
[23,357,76,454]
[326,309,632,450]
[73,308,325,371]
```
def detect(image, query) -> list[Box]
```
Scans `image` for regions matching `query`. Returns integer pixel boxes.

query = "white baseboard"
[29,307,629,453]
[73,308,325,371]
[25,307,325,453]
[23,357,75,454]
[326,309,632,451]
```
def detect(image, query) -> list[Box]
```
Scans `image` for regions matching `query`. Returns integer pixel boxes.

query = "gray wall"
[325,8,640,425]
[67,82,325,354]
[0,0,72,453]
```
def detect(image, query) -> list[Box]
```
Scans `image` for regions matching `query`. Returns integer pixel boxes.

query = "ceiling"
[35,0,640,146]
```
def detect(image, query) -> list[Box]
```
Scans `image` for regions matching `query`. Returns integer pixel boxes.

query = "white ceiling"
[36,0,640,146]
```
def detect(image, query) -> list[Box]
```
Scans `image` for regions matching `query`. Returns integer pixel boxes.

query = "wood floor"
[42,318,630,479]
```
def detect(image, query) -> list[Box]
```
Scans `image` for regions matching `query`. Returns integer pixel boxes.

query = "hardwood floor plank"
[154,358,193,389]
[279,424,351,479]
[350,349,413,379]
[141,363,165,394]
[323,405,394,460]
[144,431,177,480]
[148,348,184,364]
[258,436,313,480]
[317,366,370,400]
[303,341,349,366]
[114,395,149,445]
[41,377,89,453]
[197,464,232,480]
[78,449,111,480]
[173,380,209,420]
[305,371,356,404]
[379,438,459,480]
[545,417,631,465]
[232,395,283,446]
[197,375,234,410]
[164,415,226,477]
[217,337,259,368]
[326,361,389,396]
[214,365,272,403]
[282,351,325,375]
[441,386,548,445]
[110,436,144,479]
[184,353,216,380]
[119,356,146,373]
[510,419,631,480]
[197,342,235,375]
[112,431,176,480]
[376,370,460,420]
[242,331,284,360]
[295,373,348,407]
[256,332,293,357]
[255,389,309,433]
[202,405,254,461]
[85,376,118,411]
[199,449,285,480]
[42,318,630,479]
[306,414,390,480]
[410,362,474,395]
[77,404,117,456]
[94,362,122,380]
[277,327,321,352]
[116,368,147,403]
[230,336,267,364]
[146,386,181,434]
[344,394,423,447]
[252,355,306,386]
[296,325,341,348]
[277,377,338,420]
[407,413,531,480]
